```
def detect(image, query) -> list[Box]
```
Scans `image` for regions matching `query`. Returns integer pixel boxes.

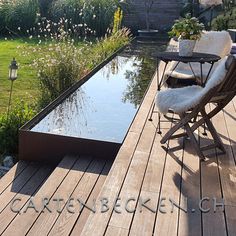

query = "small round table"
[153,52,221,90]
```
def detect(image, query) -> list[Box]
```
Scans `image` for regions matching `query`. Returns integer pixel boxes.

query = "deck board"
[0,161,28,195]
[48,159,106,236]
[153,121,184,236]
[199,106,227,236]
[0,165,53,235]
[2,156,78,236]
[70,160,113,236]
[177,135,201,236]
[0,163,40,213]
[129,122,170,235]
[26,156,93,236]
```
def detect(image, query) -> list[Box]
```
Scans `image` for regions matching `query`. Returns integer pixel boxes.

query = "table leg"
[188,62,197,79]
[158,62,169,90]
[204,62,214,86]
[200,62,204,85]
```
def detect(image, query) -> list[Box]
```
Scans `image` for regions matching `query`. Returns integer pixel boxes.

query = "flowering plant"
[168,14,205,40]
[21,17,131,108]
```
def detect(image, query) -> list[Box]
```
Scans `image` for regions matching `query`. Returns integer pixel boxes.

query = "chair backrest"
[215,56,236,99]
[203,55,236,105]
[194,31,232,58]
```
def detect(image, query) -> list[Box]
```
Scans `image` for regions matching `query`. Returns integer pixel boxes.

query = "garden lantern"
[9,58,18,81]
[7,58,18,119]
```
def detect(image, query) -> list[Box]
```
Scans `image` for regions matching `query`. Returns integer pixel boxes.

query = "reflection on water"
[31,40,167,143]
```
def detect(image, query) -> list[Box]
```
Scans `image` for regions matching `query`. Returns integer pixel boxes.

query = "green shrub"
[212,7,236,30]
[0,0,39,35]
[0,100,37,155]
[50,0,119,36]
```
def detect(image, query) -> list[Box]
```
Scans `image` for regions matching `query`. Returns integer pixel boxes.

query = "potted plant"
[169,13,205,56]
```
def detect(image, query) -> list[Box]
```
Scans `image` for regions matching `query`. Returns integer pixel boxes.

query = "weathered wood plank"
[70,160,112,236]
[47,159,106,236]
[105,226,129,236]
[177,135,201,236]
[200,106,227,236]
[0,163,39,213]
[2,156,77,236]
[26,156,92,236]
[0,165,53,235]
[224,100,236,164]
[153,114,184,236]
[128,111,172,235]
[214,102,236,235]
[0,161,28,195]
[214,102,236,204]
[225,205,236,236]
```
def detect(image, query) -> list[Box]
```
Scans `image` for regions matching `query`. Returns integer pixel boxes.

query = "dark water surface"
[31,40,167,143]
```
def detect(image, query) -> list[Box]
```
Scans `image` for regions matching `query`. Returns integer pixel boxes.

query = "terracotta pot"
[178,39,196,57]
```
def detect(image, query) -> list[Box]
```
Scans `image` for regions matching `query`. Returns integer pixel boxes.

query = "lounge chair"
[156,55,236,160]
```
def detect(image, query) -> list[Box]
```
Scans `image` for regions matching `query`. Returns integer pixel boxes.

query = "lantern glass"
[9,68,18,81]
[9,58,18,81]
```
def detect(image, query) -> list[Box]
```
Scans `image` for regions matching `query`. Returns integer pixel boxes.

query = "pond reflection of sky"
[31,55,150,143]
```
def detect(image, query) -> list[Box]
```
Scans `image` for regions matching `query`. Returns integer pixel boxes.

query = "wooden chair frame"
[161,56,236,161]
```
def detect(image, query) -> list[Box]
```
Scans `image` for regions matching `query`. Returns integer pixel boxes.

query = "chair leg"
[157,112,162,134]
[160,119,184,144]
[202,116,226,153]
[184,123,206,161]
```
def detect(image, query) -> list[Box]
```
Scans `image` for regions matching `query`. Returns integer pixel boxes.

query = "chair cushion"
[194,31,232,58]
[156,57,227,114]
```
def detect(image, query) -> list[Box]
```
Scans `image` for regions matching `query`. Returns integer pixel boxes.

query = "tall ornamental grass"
[50,0,119,36]
[0,0,120,37]
[22,17,131,108]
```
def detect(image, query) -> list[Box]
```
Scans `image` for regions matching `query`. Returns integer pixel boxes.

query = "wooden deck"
[0,69,236,235]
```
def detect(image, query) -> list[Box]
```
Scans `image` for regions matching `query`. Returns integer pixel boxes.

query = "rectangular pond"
[31,55,148,143]
[19,40,167,163]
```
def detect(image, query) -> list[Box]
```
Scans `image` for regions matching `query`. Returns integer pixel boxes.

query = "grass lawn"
[0,39,39,113]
